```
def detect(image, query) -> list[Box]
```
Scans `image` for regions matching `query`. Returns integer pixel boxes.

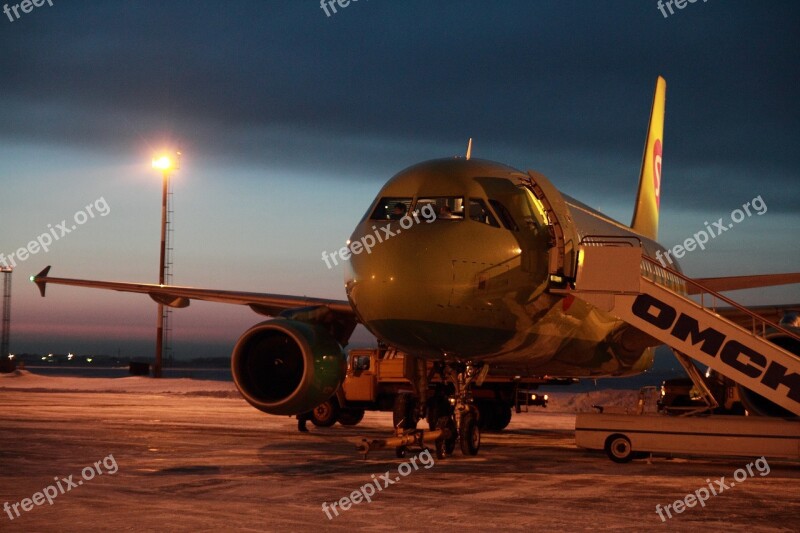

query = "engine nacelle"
[231,319,346,416]
[737,329,800,417]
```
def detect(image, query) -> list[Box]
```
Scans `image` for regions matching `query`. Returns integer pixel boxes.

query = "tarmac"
[0,387,798,532]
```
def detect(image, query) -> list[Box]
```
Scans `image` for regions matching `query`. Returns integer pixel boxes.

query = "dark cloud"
[0,1,798,209]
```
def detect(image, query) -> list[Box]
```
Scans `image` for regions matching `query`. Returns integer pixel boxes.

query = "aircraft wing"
[714,304,800,330]
[683,272,800,330]
[31,266,357,340]
[688,272,800,294]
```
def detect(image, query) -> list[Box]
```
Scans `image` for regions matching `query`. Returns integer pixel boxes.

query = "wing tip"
[32,265,52,297]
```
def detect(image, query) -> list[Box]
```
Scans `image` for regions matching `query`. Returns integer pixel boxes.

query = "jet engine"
[736,329,800,417]
[231,319,346,416]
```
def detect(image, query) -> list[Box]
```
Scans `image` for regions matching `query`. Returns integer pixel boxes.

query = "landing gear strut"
[358,360,486,459]
[440,361,486,457]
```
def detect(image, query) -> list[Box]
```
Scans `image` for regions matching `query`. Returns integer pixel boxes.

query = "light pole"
[1,266,11,364]
[151,152,179,378]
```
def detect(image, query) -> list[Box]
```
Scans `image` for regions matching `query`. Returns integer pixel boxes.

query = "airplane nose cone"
[345,219,451,325]
[343,218,527,357]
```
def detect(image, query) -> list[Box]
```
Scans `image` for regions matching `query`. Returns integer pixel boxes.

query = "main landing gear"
[357,360,487,459]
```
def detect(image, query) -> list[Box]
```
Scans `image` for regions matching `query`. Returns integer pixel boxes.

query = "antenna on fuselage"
[465,138,473,160]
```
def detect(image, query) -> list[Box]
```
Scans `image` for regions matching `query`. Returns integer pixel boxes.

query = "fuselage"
[345,158,684,378]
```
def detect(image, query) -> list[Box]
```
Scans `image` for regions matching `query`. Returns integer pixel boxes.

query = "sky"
[1,0,798,360]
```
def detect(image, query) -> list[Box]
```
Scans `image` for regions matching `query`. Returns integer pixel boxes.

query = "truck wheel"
[459,412,481,456]
[475,399,495,430]
[393,394,418,430]
[310,400,338,427]
[477,400,512,431]
[337,408,365,426]
[605,434,634,463]
[490,403,512,431]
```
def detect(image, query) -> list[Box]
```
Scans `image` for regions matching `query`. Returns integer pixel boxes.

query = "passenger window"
[489,199,519,231]
[468,199,500,227]
[370,197,413,220]
[416,197,464,220]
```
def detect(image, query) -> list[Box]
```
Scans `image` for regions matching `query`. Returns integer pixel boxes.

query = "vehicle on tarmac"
[576,412,799,463]
[657,371,745,416]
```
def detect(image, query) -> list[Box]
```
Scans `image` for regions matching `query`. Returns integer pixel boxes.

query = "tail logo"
[653,139,662,209]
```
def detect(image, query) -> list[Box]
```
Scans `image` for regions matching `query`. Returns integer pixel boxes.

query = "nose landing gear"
[356,360,486,459]
[442,361,485,457]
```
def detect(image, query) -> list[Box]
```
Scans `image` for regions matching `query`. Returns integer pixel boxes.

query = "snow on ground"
[0,370,239,396]
[0,371,646,413]
[0,371,798,531]
[545,389,655,414]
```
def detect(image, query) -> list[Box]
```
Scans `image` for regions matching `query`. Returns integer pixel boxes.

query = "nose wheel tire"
[393,393,418,430]
[434,417,457,459]
[459,412,481,456]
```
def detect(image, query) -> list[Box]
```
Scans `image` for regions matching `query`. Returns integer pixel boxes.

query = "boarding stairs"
[551,241,800,416]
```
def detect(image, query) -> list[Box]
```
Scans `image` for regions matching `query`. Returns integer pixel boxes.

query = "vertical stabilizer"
[630,76,666,240]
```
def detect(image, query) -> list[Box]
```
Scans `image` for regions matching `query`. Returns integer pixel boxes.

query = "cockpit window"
[489,199,519,231]
[468,199,500,227]
[370,197,413,220]
[416,197,464,220]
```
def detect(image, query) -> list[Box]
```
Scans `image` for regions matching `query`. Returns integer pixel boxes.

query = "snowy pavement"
[0,372,798,531]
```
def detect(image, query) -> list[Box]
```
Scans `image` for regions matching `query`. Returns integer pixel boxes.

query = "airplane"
[30,76,800,457]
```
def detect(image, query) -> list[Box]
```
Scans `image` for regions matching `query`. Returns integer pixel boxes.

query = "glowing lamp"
[152,155,173,170]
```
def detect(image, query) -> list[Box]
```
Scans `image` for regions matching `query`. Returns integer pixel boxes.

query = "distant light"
[86,358,93,363]
[67,353,74,361]
[29,275,35,282]
[41,356,47,360]
[8,354,14,360]
[152,155,172,170]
